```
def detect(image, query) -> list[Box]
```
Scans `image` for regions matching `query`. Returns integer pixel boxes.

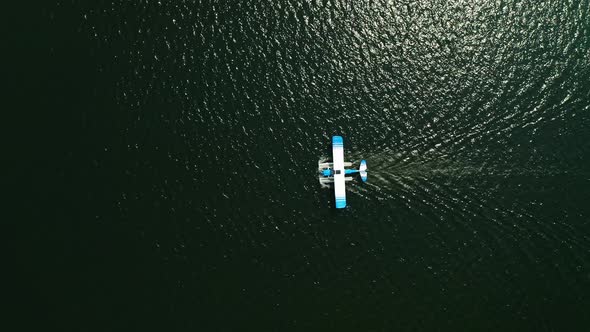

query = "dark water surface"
[25,0,590,330]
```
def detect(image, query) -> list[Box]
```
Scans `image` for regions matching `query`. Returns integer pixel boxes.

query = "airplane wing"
[332,136,346,208]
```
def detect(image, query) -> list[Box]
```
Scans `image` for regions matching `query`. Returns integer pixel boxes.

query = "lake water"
[26,0,590,330]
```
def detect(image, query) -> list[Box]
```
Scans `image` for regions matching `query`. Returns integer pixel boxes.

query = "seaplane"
[319,136,367,208]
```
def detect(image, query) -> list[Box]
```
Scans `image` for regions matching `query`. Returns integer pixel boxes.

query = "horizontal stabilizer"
[359,160,367,182]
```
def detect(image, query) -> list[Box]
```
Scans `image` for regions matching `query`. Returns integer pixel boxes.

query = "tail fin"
[359,160,367,182]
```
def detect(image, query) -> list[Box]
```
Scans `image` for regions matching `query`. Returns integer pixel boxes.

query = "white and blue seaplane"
[318,136,367,209]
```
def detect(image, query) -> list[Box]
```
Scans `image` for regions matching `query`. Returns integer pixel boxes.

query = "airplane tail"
[359,159,368,182]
